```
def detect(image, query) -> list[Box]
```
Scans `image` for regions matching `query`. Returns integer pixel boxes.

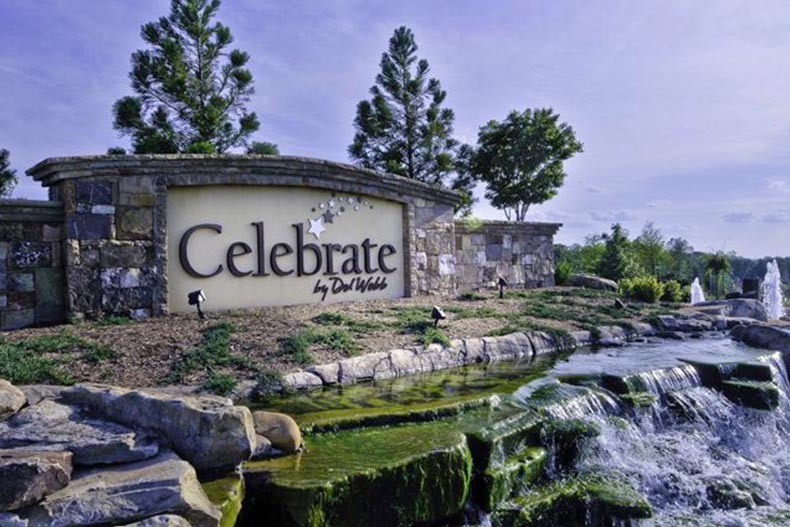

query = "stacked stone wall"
[0,200,65,329]
[454,220,560,291]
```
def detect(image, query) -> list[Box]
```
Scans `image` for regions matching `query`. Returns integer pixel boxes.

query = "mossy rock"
[241,422,473,527]
[678,359,731,388]
[601,373,647,395]
[731,362,774,383]
[479,447,547,512]
[492,476,652,527]
[538,418,600,473]
[619,392,657,408]
[721,380,780,410]
[555,373,604,388]
[202,473,244,527]
[296,393,500,433]
[464,408,543,470]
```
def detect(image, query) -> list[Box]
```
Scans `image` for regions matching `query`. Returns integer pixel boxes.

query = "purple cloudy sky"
[2,1,789,257]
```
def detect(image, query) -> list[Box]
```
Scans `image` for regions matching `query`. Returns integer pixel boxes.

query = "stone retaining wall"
[0,200,65,329]
[454,220,560,291]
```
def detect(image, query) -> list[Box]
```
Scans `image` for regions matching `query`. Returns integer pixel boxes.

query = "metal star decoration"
[322,209,336,224]
[307,217,326,239]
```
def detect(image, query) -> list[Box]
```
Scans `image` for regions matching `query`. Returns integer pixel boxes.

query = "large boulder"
[732,324,790,353]
[567,274,618,292]
[251,411,303,454]
[0,379,26,420]
[0,400,159,466]
[61,384,255,473]
[693,299,768,322]
[20,451,221,527]
[0,449,73,511]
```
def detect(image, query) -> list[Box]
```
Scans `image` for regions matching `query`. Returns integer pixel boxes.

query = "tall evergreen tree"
[0,149,17,197]
[349,26,458,186]
[112,0,260,154]
[597,224,639,281]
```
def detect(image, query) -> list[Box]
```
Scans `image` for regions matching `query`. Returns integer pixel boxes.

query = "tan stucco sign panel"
[167,186,405,313]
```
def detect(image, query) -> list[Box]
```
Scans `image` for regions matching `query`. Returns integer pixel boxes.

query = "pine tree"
[0,149,17,197]
[112,0,260,154]
[349,27,458,186]
[597,224,638,281]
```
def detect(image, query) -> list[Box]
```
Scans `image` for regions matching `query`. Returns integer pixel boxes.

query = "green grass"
[0,340,73,384]
[204,372,237,396]
[312,312,383,334]
[167,322,236,383]
[457,291,487,301]
[280,326,361,366]
[422,326,451,347]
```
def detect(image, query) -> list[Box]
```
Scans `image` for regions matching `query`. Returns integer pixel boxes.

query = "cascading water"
[691,277,706,305]
[570,364,790,526]
[631,364,702,397]
[761,259,786,321]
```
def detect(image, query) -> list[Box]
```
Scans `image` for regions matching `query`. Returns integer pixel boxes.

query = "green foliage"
[705,252,732,299]
[349,26,465,192]
[470,108,582,221]
[597,224,640,281]
[312,312,382,334]
[633,222,670,278]
[280,326,361,365]
[204,371,237,395]
[168,322,235,383]
[0,341,72,385]
[0,148,18,197]
[96,315,132,326]
[554,261,572,285]
[422,326,451,347]
[247,141,279,155]
[0,332,115,384]
[661,280,683,302]
[457,291,487,302]
[106,147,127,155]
[112,0,260,153]
[619,276,665,303]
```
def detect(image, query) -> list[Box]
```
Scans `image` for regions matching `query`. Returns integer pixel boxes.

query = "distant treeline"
[555,222,789,298]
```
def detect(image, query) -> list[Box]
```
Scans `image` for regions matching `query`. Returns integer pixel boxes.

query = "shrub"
[661,280,683,303]
[554,261,573,285]
[204,372,237,395]
[458,291,487,301]
[619,276,664,303]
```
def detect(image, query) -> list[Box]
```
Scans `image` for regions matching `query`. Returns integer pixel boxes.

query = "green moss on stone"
[539,418,601,473]
[464,408,543,470]
[493,476,652,527]
[619,392,657,408]
[721,380,780,410]
[297,393,500,433]
[202,473,244,527]
[242,422,473,527]
[480,447,547,512]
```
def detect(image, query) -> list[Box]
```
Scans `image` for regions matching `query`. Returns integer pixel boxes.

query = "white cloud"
[589,210,637,223]
[768,178,790,194]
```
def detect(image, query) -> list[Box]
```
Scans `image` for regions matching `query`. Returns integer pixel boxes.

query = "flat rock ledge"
[275,310,760,391]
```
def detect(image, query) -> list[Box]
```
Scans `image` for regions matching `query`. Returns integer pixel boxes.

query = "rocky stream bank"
[0,298,788,526]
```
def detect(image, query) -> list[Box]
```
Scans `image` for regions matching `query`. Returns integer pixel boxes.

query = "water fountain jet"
[761,259,785,320]
[690,277,705,305]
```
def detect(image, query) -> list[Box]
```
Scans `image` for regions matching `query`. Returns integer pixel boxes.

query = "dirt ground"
[1,287,673,389]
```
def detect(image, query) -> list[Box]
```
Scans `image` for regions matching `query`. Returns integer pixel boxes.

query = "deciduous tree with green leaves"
[0,149,17,197]
[112,0,260,154]
[471,108,582,222]
[349,26,458,186]
[634,222,670,278]
[705,252,731,299]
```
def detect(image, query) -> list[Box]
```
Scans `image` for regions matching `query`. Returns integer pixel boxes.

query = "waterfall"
[761,259,786,320]
[577,369,790,525]
[631,364,702,397]
[691,277,705,305]
[542,389,621,420]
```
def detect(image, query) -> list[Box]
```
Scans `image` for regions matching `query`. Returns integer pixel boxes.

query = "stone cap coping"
[27,155,462,206]
[454,218,562,235]
[0,199,64,223]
